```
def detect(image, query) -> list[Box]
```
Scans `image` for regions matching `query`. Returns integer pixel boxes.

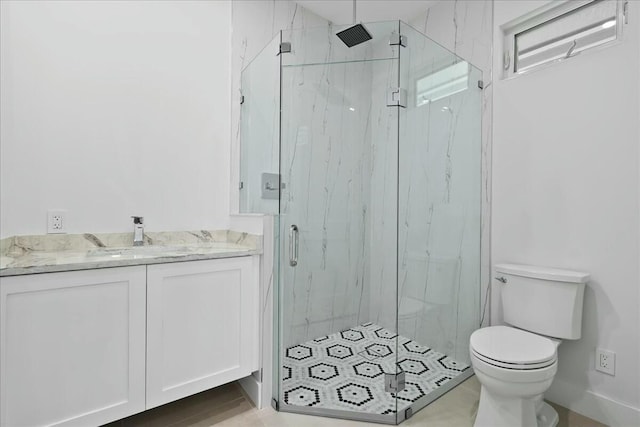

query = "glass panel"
[239,34,281,214]
[515,0,618,72]
[396,22,481,418]
[278,22,400,422]
[282,21,400,67]
[272,215,282,408]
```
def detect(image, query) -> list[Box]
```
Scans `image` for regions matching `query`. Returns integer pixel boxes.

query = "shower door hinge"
[240,94,245,105]
[477,80,484,89]
[384,371,406,393]
[389,33,407,47]
[278,42,291,55]
[239,181,244,190]
[387,87,407,108]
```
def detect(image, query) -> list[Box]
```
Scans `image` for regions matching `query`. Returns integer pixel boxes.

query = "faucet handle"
[131,216,144,225]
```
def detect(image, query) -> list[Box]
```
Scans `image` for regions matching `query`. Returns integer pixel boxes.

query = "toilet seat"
[472,349,556,370]
[470,326,557,371]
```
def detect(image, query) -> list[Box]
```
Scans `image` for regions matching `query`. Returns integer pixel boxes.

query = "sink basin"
[88,245,190,258]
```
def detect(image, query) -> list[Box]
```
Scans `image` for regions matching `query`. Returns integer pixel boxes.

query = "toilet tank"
[497,264,589,340]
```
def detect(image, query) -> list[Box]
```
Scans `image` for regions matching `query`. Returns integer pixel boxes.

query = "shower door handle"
[289,225,299,267]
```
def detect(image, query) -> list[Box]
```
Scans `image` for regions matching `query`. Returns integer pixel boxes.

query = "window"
[502,0,628,77]
[416,61,470,107]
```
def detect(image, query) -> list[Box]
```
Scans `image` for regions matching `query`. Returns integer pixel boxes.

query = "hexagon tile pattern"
[281,323,470,415]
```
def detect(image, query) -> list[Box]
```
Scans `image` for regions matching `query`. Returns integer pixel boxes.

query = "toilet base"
[537,401,559,427]
[474,387,558,427]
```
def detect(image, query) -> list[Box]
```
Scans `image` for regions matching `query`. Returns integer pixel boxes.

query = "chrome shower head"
[336,23,372,48]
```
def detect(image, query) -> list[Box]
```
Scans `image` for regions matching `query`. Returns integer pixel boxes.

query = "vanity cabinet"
[0,266,147,427]
[0,255,260,427]
[146,257,259,408]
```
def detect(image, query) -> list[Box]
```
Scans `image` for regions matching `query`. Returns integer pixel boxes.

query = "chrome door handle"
[289,225,299,266]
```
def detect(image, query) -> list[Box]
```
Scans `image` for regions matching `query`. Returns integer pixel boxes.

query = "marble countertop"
[0,230,262,277]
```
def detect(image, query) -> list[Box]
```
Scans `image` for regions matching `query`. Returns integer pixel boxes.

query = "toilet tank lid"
[495,264,590,283]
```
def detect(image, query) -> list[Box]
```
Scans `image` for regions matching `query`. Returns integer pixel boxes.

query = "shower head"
[336,0,372,48]
[336,24,372,48]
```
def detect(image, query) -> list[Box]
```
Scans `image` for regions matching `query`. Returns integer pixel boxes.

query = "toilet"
[470,264,589,427]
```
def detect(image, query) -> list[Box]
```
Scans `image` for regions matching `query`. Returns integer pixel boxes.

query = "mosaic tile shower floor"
[282,323,470,415]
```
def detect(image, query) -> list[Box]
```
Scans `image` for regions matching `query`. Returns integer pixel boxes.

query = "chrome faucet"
[131,216,144,246]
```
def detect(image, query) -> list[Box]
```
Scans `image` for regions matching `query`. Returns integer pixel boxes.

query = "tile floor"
[282,322,469,415]
[105,376,608,427]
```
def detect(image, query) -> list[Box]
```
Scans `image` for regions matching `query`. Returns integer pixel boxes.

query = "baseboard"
[238,374,263,409]
[546,378,640,426]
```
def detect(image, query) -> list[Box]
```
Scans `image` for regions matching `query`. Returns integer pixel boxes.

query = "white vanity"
[0,231,261,427]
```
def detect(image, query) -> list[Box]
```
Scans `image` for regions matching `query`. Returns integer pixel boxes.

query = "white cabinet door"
[0,266,146,427]
[146,256,258,409]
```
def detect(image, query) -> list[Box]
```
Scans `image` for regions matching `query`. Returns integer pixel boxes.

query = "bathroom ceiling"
[295,0,439,24]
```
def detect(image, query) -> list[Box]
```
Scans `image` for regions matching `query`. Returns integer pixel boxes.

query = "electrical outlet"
[595,348,615,376]
[47,210,67,234]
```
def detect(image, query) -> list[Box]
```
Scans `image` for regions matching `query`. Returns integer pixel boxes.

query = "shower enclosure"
[240,21,481,424]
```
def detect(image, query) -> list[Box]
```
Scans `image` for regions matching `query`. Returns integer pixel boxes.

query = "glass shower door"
[277,22,402,423]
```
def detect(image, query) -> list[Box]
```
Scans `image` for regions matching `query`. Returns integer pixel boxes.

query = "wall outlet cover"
[595,348,615,376]
[47,210,67,234]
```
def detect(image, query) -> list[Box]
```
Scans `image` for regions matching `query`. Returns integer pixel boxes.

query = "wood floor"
[104,376,608,427]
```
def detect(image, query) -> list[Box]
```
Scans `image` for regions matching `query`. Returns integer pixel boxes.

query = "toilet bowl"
[470,326,559,427]
[471,264,589,427]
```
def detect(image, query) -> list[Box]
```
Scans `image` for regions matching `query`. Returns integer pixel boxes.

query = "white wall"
[492,1,640,425]
[0,0,231,238]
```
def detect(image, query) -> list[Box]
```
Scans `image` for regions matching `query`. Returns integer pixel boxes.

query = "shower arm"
[352,0,356,24]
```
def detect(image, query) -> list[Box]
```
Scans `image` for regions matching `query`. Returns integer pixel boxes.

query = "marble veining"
[231,1,492,414]
[410,0,493,321]
[277,24,402,348]
[231,1,330,215]
[0,230,261,277]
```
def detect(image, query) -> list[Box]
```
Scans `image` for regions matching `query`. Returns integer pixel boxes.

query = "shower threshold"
[281,322,471,423]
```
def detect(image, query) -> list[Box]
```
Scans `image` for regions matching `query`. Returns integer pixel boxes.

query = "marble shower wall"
[230,2,331,403]
[408,0,494,335]
[400,30,482,364]
[366,32,401,333]
[231,1,329,216]
[390,0,493,360]
[232,2,396,351]
[367,22,484,364]
[279,23,400,348]
[238,35,281,214]
[232,1,493,357]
